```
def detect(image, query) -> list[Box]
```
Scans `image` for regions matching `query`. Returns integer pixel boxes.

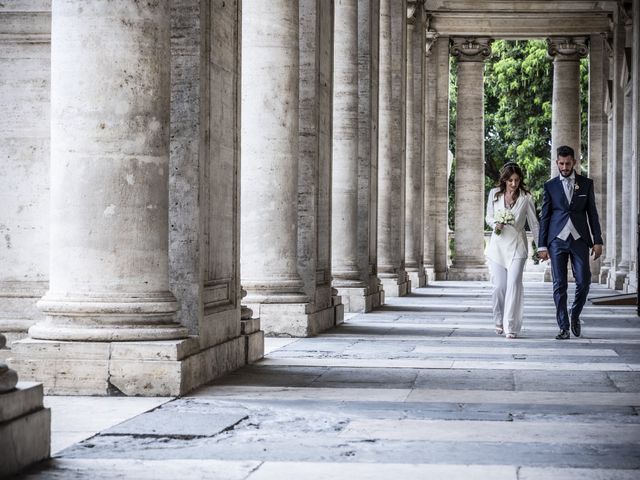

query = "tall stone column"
[620,82,633,285]
[377,0,410,296]
[630,0,640,293]
[27,1,186,342]
[0,3,50,348]
[433,36,450,280]
[241,1,306,307]
[608,11,628,290]
[332,0,365,309]
[356,0,384,311]
[548,37,588,175]
[404,2,426,288]
[448,37,491,281]
[422,32,438,282]
[588,34,608,282]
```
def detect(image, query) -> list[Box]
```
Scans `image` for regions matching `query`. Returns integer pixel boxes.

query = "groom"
[537,145,603,340]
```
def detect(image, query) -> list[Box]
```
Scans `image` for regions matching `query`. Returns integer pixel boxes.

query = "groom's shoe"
[555,329,570,340]
[570,317,581,337]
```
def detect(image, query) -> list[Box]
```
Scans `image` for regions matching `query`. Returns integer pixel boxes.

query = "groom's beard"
[559,169,574,177]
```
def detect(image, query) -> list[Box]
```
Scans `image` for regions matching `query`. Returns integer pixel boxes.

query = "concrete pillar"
[0,335,50,477]
[377,0,410,296]
[298,0,341,330]
[630,0,640,293]
[448,37,491,281]
[242,0,338,335]
[170,1,261,363]
[620,83,633,277]
[588,34,608,282]
[422,33,438,282]
[11,0,250,397]
[355,0,384,312]
[433,36,450,280]
[332,0,366,305]
[0,3,50,348]
[27,0,186,342]
[404,2,426,288]
[548,37,588,175]
[241,0,307,307]
[608,10,628,290]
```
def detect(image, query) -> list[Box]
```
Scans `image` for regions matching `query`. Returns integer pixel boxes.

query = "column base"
[334,286,382,313]
[241,318,265,364]
[247,301,338,337]
[447,265,488,281]
[9,335,246,396]
[623,270,637,293]
[0,382,50,477]
[407,270,427,288]
[423,266,435,285]
[608,270,628,291]
[379,275,410,298]
[599,266,611,284]
[0,281,47,349]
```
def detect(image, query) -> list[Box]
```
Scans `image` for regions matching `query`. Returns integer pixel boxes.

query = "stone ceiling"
[424,0,618,38]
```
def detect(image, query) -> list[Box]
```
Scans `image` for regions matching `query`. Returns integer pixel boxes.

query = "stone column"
[404,2,426,288]
[332,0,366,308]
[433,36,450,280]
[422,32,438,282]
[608,11,628,290]
[620,81,633,284]
[588,34,608,282]
[548,37,588,175]
[0,3,50,347]
[448,37,491,281]
[241,1,307,307]
[630,0,640,293]
[377,0,410,296]
[25,1,186,342]
[356,0,384,311]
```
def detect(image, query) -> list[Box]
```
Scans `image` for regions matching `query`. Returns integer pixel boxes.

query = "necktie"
[564,178,573,202]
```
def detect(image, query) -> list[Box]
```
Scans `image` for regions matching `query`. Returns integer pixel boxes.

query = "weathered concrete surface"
[19,281,640,479]
[0,1,50,346]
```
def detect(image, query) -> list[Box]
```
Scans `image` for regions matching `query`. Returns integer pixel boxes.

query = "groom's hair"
[557,145,575,158]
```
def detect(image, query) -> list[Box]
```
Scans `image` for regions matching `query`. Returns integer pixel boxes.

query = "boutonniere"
[574,184,579,191]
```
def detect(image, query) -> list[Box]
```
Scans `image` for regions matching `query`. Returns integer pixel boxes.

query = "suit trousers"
[548,236,591,331]
[489,257,527,335]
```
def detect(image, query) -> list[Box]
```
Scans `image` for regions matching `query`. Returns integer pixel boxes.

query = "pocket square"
[578,194,587,197]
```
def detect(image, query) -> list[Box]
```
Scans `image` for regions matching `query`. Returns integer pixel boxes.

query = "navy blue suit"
[538,172,603,331]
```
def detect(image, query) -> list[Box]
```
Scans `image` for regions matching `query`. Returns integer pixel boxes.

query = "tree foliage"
[483,40,553,207]
[448,40,589,230]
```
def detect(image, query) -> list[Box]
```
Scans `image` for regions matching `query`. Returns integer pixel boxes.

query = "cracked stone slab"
[101,401,249,438]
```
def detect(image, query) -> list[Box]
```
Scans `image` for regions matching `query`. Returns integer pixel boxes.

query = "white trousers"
[489,257,527,335]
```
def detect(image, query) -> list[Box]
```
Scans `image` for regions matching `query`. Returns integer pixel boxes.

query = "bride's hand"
[495,223,504,231]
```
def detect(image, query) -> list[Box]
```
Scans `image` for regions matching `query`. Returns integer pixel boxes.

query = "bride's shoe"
[506,333,516,339]
[495,326,504,335]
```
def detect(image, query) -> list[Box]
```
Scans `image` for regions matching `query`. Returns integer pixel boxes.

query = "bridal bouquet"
[493,210,515,235]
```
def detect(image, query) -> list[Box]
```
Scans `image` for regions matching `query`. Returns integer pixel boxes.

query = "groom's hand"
[591,244,603,260]
[537,251,549,261]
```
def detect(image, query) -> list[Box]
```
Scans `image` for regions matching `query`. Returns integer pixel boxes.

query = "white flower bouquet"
[493,210,515,235]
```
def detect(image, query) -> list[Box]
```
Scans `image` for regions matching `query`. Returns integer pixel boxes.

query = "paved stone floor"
[17,281,640,479]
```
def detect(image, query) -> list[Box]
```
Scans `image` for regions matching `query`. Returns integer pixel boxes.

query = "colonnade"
[0,0,639,402]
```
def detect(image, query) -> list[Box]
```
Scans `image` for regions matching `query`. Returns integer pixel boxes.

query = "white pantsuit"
[485,189,540,335]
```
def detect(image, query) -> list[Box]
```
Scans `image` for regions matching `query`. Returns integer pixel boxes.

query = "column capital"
[547,36,588,61]
[425,30,439,57]
[450,37,492,62]
[407,1,418,24]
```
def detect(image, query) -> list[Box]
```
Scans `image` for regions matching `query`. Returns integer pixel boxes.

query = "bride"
[485,162,539,339]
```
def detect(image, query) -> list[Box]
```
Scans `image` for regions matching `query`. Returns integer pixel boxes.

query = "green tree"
[448,40,589,230]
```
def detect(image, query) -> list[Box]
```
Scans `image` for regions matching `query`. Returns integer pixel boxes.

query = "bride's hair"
[494,162,530,201]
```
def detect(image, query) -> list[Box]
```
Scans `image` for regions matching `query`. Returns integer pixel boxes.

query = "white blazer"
[485,188,540,268]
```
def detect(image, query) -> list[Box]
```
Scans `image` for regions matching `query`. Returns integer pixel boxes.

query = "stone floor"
[16,281,640,479]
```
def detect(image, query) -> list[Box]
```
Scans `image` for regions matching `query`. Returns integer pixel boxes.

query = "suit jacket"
[538,172,603,249]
